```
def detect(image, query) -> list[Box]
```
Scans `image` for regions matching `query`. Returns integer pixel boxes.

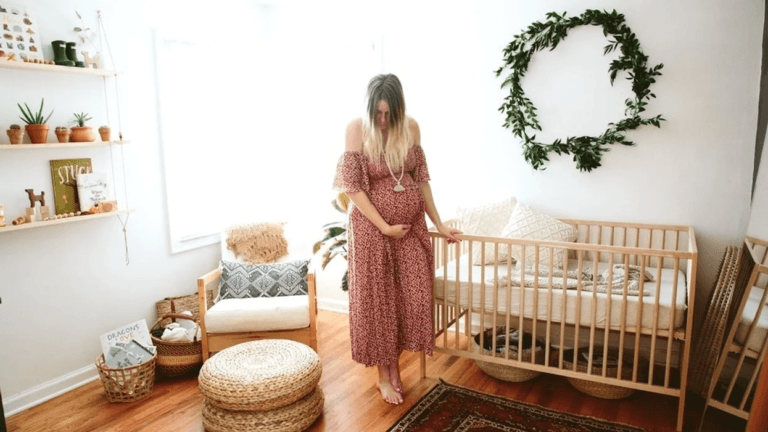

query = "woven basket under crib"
[471,326,546,382]
[150,313,203,377]
[562,347,638,399]
[95,352,156,403]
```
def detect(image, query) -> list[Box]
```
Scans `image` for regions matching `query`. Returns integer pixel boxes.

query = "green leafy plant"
[17,99,54,125]
[495,9,665,172]
[72,112,92,127]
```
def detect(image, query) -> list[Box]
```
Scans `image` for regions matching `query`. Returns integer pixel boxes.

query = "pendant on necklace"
[393,183,405,192]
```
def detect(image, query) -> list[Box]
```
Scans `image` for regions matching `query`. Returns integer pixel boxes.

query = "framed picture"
[0,3,43,61]
[50,158,92,215]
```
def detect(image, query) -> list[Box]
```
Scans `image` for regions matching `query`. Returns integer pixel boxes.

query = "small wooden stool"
[198,339,323,432]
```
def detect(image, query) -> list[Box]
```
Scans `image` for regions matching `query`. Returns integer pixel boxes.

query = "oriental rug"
[386,379,645,432]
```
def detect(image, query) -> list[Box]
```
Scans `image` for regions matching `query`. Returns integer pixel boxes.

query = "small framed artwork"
[0,2,43,61]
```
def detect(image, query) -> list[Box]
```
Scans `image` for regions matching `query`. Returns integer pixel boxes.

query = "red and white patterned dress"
[333,144,435,367]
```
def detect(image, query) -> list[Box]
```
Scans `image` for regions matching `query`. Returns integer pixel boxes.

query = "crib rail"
[704,237,768,421]
[428,218,697,431]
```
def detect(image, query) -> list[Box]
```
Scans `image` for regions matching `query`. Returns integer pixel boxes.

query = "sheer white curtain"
[155,2,381,253]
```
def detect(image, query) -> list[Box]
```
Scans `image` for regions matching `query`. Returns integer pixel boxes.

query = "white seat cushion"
[205,295,310,333]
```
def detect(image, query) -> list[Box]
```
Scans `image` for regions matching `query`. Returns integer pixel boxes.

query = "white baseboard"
[317,297,349,314]
[4,364,99,417]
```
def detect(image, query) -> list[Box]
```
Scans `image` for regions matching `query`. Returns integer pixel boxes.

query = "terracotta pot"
[98,128,111,142]
[70,126,95,142]
[55,130,71,143]
[25,124,49,144]
[6,128,24,144]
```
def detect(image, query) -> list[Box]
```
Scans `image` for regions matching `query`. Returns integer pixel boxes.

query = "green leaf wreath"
[495,9,665,172]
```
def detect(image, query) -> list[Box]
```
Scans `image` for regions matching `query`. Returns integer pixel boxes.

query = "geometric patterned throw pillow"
[218,259,309,300]
[457,196,517,265]
[500,203,578,269]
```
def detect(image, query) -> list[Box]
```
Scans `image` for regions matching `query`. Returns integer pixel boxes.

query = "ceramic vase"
[51,40,74,66]
[25,124,49,144]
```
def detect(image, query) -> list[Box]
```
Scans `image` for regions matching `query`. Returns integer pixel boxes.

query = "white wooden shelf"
[0,140,130,150]
[0,60,121,77]
[0,209,135,233]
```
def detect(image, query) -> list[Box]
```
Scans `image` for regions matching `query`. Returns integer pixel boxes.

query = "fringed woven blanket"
[488,264,655,296]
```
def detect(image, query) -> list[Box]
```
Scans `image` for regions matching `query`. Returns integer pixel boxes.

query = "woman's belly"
[368,180,425,225]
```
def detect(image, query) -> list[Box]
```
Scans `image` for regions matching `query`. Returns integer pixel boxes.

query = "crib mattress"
[433,256,688,330]
[735,287,768,353]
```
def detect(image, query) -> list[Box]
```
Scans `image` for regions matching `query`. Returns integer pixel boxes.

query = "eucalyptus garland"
[495,10,665,172]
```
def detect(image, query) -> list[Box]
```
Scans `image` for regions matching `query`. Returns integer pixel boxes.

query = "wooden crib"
[420,218,697,432]
[696,237,768,429]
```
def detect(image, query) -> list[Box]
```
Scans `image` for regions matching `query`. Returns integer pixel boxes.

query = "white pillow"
[457,197,516,265]
[500,203,578,269]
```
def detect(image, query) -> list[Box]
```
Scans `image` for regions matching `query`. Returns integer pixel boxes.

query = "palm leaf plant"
[314,197,350,291]
[17,99,54,124]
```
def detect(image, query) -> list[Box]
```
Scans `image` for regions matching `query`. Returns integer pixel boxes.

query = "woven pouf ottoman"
[199,339,323,432]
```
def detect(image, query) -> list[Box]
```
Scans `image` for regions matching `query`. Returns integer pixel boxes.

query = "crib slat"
[740,334,768,410]
[519,245,525,362]
[588,258,599,374]
[546,247,554,368]
[661,229,667,269]
[505,244,513,360]
[648,257,664,385]
[597,225,603,263]
[455,242,461,351]
[492,243,500,356]
[443,238,449,349]
[665,258,680,388]
[618,254,630,380]
[574,250,584,373]
[633,256,647,382]
[532,247,540,366]
[560,250,568,369]
[479,242,486,354]
[467,241,473,354]
[603,254,615,377]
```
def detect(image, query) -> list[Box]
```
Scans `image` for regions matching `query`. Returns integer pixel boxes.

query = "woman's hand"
[437,224,462,244]
[383,224,411,239]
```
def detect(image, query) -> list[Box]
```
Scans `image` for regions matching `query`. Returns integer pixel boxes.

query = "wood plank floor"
[7,310,743,432]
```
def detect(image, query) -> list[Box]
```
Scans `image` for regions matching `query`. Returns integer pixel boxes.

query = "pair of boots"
[51,40,83,67]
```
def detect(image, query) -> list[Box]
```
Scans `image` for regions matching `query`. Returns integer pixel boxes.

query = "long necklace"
[385,158,406,192]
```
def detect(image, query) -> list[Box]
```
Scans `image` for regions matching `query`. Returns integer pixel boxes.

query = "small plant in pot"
[98,125,111,142]
[6,124,24,144]
[55,126,71,143]
[70,112,94,142]
[17,99,54,144]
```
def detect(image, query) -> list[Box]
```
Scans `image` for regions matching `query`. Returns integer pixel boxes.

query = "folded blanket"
[487,264,655,296]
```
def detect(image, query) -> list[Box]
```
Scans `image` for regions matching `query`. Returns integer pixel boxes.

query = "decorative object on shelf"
[24,188,46,223]
[17,98,53,144]
[82,51,101,69]
[6,124,23,144]
[50,158,92,215]
[22,57,54,65]
[24,188,45,208]
[0,205,5,227]
[88,200,117,214]
[98,125,110,141]
[74,10,100,69]
[55,126,70,143]
[495,10,665,172]
[51,40,74,66]
[64,41,84,68]
[70,112,94,142]
[24,207,35,223]
[0,4,42,62]
[12,216,25,225]
[76,171,111,211]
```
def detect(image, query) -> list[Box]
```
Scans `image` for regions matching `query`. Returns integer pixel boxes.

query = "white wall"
[0,0,764,416]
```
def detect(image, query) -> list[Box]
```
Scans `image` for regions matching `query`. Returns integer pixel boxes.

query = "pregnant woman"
[333,74,461,404]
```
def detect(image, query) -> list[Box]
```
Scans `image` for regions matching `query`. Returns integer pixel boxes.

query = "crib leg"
[420,352,426,379]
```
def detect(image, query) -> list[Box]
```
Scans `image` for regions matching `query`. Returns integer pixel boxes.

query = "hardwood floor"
[7,310,743,432]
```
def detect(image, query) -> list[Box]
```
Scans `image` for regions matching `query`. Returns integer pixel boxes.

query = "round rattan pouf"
[202,386,324,432]
[199,339,322,412]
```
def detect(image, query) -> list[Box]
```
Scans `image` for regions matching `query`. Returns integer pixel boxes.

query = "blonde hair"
[362,74,412,169]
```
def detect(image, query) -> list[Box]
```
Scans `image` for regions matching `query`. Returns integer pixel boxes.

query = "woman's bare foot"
[388,362,404,394]
[377,365,403,404]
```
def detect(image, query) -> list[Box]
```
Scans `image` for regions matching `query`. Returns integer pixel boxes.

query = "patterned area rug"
[386,380,645,432]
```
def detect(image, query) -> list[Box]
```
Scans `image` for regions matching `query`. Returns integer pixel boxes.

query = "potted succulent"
[6,124,24,144]
[70,112,94,142]
[17,99,54,144]
[98,125,111,142]
[55,126,71,143]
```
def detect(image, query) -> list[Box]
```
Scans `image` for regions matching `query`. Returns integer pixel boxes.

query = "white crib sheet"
[735,287,768,353]
[433,256,688,330]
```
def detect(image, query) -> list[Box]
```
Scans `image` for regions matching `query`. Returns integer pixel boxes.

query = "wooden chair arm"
[197,267,222,319]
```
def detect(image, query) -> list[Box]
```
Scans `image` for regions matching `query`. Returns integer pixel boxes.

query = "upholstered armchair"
[197,223,318,361]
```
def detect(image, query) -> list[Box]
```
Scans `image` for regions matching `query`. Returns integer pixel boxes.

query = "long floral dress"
[333,144,435,367]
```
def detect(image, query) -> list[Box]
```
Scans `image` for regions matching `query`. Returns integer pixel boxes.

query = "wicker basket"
[155,292,214,328]
[471,326,546,382]
[95,352,156,403]
[562,347,637,399]
[150,313,203,377]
